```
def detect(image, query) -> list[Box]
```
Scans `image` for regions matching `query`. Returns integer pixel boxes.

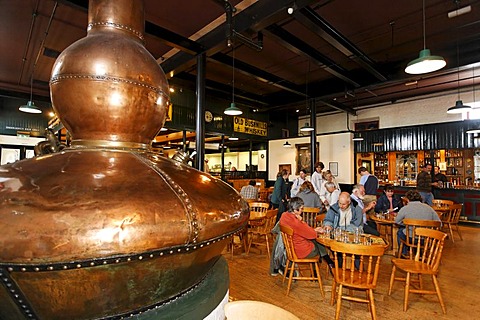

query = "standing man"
[433,165,448,188]
[416,163,438,205]
[311,162,325,196]
[358,166,379,210]
[290,169,307,197]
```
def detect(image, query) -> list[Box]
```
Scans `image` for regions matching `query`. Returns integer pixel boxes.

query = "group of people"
[270,162,342,222]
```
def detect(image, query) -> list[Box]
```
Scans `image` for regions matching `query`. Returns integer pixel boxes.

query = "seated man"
[240,179,258,200]
[350,184,380,236]
[323,192,363,232]
[395,190,441,255]
[279,197,334,269]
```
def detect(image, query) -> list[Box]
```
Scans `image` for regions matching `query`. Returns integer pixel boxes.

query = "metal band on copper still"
[0,0,249,319]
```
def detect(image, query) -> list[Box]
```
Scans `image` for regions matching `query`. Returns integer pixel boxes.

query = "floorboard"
[225,226,480,319]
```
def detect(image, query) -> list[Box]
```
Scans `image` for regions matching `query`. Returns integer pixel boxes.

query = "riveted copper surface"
[0,0,248,319]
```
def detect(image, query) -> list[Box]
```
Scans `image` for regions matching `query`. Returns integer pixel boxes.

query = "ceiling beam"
[296,7,388,82]
[210,52,307,97]
[265,24,360,87]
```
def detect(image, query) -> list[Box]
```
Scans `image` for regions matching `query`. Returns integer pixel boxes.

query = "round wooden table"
[369,213,399,255]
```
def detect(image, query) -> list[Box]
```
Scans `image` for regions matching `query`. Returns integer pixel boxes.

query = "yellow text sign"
[233,116,267,136]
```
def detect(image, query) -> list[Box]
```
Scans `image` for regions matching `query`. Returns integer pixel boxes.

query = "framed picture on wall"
[329,162,338,176]
[278,164,292,176]
[295,143,319,175]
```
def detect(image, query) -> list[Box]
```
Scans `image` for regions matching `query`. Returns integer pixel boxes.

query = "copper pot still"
[0,0,249,319]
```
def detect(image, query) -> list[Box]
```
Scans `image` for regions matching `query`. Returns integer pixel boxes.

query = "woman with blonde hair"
[297,181,323,209]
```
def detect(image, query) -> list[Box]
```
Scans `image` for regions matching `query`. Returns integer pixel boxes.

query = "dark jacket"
[416,171,432,192]
[271,176,288,205]
[374,193,403,213]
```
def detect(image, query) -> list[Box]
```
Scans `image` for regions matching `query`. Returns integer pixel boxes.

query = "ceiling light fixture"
[19,75,41,114]
[299,61,314,132]
[447,9,471,114]
[287,2,297,15]
[352,133,364,141]
[229,135,239,141]
[405,0,446,75]
[300,123,314,132]
[283,141,291,148]
[224,39,242,116]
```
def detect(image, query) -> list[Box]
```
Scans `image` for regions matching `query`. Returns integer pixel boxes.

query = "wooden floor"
[224,225,480,319]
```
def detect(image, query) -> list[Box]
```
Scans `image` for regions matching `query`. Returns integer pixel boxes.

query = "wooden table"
[316,232,387,248]
[370,214,399,255]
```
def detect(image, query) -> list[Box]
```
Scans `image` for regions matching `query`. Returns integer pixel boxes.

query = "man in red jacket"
[280,197,334,268]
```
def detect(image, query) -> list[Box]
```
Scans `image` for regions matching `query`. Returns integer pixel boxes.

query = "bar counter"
[385,185,480,222]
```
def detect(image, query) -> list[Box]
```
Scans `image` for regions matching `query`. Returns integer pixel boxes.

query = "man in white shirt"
[290,169,307,197]
[323,181,340,210]
[311,162,325,196]
[350,184,380,236]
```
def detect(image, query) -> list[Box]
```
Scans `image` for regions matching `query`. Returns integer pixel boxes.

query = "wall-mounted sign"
[233,116,267,137]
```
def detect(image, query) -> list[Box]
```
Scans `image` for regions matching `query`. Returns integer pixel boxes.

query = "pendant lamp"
[300,123,314,132]
[19,76,42,114]
[447,12,471,114]
[405,0,446,74]
[352,133,364,141]
[283,141,291,148]
[224,43,243,116]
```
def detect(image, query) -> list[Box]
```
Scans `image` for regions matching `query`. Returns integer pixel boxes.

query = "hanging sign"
[233,116,267,136]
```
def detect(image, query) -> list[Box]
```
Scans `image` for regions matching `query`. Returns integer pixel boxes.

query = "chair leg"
[448,224,455,243]
[403,272,411,312]
[388,265,396,295]
[286,263,295,296]
[265,235,270,257]
[314,262,325,298]
[456,224,463,241]
[335,284,343,320]
[432,274,447,314]
[369,289,377,320]
[397,243,403,258]
[330,280,337,306]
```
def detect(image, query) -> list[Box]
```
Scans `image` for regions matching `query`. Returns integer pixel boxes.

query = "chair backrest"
[442,203,463,224]
[301,207,321,227]
[431,199,454,208]
[413,228,447,272]
[402,218,442,257]
[330,241,385,289]
[255,209,278,234]
[315,213,326,226]
[249,202,270,213]
[279,224,300,260]
[258,189,269,202]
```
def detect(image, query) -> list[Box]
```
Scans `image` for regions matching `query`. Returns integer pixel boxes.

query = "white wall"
[268,132,354,184]
[0,134,45,146]
[290,89,475,184]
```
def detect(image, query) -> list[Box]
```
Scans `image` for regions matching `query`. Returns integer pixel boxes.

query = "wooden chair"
[301,207,321,227]
[258,188,270,202]
[388,228,448,314]
[249,202,270,214]
[431,199,454,207]
[397,218,441,259]
[228,226,248,259]
[279,224,325,297]
[441,203,463,242]
[330,241,386,320]
[247,209,278,256]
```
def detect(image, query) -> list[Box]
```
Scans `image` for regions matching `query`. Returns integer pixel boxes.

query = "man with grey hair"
[323,181,340,210]
[350,184,380,236]
[324,192,363,232]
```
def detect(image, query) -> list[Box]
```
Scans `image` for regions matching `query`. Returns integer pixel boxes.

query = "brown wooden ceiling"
[1,0,480,117]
